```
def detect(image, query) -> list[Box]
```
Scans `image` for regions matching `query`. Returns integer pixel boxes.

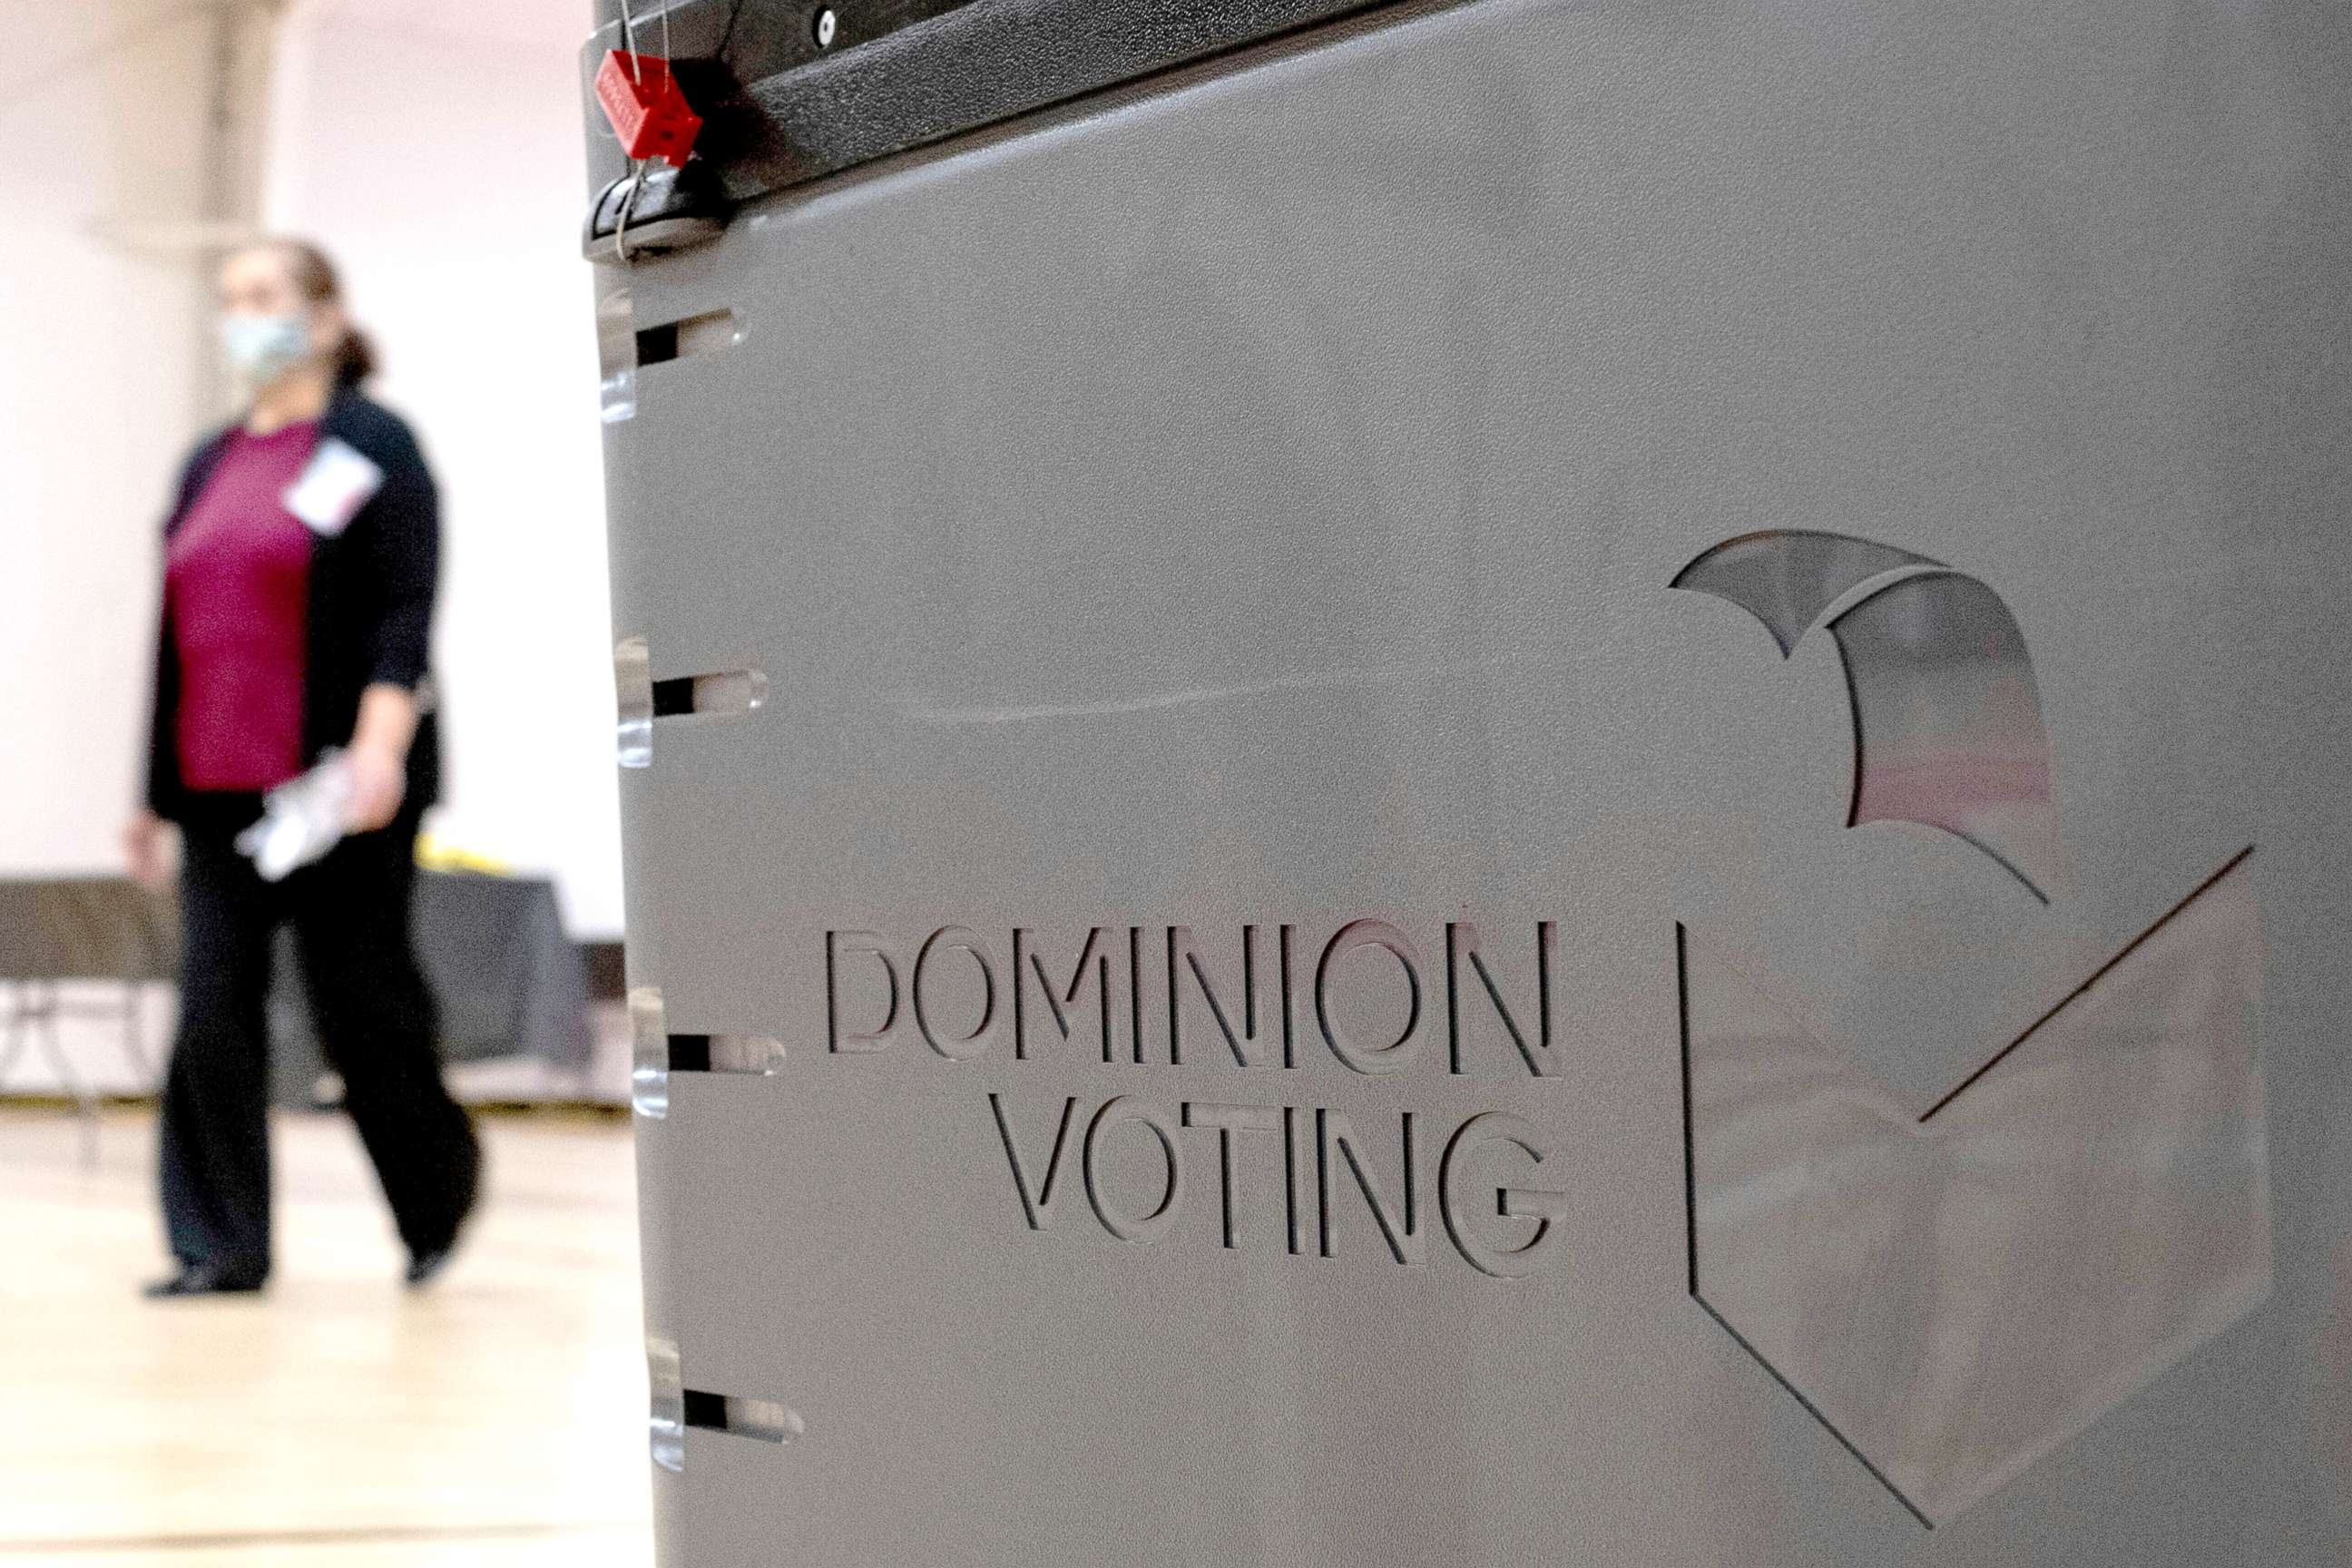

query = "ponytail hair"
[263,236,377,386]
[333,325,378,385]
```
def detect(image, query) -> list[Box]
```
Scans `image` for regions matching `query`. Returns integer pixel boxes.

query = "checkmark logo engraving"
[1678,850,2271,1526]
[1669,533,2272,1526]
[1672,530,2066,902]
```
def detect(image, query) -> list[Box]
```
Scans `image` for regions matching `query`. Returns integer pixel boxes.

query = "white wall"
[264,0,623,936]
[0,3,217,876]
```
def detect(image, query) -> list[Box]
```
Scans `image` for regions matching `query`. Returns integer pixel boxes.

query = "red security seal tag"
[595,51,702,168]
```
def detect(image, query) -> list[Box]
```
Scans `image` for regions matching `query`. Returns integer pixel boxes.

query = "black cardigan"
[145,387,442,821]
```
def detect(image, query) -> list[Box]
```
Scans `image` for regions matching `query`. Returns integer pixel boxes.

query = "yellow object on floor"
[413,833,515,877]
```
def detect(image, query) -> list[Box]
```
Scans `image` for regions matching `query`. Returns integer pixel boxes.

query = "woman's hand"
[345,740,408,833]
[124,811,173,890]
[344,682,420,833]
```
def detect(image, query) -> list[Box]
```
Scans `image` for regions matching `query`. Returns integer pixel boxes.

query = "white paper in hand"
[283,437,383,537]
[235,752,355,881]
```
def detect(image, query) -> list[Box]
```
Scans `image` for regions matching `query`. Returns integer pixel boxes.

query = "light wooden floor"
[0,1106,652,1565]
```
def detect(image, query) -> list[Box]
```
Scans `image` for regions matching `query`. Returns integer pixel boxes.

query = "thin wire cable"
[614,161,650,263]
[618,0,642,82]
[613,0,650,258]
[611,1,686,265]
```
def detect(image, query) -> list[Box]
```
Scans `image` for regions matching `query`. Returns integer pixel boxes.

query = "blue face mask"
[220,312,310,386]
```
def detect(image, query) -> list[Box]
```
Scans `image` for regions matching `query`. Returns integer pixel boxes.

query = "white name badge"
[284,437,384,537]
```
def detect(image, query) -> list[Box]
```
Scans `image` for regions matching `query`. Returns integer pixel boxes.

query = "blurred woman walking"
[126,238,480,1298]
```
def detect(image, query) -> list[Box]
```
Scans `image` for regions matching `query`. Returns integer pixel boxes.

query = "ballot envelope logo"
[1669,532,2270,1527]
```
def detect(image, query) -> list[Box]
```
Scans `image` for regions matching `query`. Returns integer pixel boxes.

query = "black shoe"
[404,1246,458,1289]
[404,1142,483,1290]
[143,1260,268,1299]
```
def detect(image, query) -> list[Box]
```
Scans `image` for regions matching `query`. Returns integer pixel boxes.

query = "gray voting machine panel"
[586,1,2352,1562]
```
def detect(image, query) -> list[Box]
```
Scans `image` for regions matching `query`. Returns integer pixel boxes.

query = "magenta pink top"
[165,421,318,791]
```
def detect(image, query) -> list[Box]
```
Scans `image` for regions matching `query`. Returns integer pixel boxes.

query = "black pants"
[159,798,480,1274]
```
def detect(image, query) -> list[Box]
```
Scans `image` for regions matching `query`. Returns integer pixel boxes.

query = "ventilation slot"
[636,308,740,366]
[682,1390,803,1445]
[652,669,767,720]
[668,1033,786,1075]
